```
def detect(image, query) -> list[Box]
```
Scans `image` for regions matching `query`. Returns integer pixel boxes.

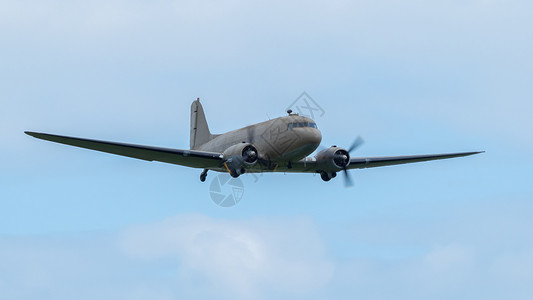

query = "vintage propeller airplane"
[25,99,483,186]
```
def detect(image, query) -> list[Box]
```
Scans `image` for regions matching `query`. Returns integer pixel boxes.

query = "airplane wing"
[25,131,223,169]
[286,151,482,173]
[347,151,484,169]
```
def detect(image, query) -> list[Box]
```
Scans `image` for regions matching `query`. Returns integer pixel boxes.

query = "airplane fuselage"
[197,114,322,172]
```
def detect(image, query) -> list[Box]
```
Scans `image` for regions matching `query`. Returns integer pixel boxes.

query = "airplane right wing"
[25,131,224,169]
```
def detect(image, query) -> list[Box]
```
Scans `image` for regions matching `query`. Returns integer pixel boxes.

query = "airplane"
[25,98,483,186]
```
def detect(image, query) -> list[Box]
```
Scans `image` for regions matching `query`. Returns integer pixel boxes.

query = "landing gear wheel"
[320,171,337,182]
[200,169,208,182]
[320,171,331,182]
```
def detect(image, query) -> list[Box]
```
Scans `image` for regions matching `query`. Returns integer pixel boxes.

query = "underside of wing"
[25,131,223,169]
[347,151,484,169]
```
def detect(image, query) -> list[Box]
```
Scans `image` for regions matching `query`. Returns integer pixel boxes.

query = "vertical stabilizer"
[190,99,213,149]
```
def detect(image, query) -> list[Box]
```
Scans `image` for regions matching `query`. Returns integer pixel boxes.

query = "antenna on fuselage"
[287,109,298,116]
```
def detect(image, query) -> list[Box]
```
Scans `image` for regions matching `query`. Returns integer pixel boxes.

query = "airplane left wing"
[347,151,483,169]
[25,131,223,168]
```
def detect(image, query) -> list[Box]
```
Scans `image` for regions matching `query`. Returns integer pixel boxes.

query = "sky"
[1,0,532,299]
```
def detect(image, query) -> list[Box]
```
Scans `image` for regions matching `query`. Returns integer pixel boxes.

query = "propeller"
[342,136,364,187]
[244,126,270,167]
[246,126,255,144]
[243,145,258,163]
[347,136,365,153]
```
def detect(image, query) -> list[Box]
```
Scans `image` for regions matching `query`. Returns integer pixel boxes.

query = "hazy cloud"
[0,215,333,300]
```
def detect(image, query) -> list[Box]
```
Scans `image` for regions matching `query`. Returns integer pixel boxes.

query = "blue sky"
[1,0,532,299]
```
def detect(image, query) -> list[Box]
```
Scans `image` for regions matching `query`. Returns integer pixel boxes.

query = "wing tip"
[25,131,52,140]
[460,151,484,157]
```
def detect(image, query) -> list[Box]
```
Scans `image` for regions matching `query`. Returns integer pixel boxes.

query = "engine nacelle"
[222,143,259,177]
[315,146,350,171]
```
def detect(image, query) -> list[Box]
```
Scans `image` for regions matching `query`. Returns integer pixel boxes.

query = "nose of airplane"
[294,128,321,150]
[307,128,322,146]
[278,127,322,160]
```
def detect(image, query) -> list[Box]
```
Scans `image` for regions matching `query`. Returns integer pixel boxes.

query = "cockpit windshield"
[288,122,318,130]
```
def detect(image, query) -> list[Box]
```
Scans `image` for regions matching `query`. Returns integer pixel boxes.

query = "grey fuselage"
[197,114,322,172]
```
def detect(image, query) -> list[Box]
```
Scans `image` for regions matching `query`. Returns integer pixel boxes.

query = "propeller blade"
[246,126,255,144]
[347,136,365,153]
[343,168,354,187]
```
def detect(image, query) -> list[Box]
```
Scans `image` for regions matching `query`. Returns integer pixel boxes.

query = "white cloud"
[120,214,333,299]
[324,197,533,300]
[492,248,533,289]
[423,243,474,272]
[0,215,333,300]
[2,200,533,300]
[328,241,533,300]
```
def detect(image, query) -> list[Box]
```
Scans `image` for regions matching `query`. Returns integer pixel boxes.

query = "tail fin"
[190,99,215,149]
